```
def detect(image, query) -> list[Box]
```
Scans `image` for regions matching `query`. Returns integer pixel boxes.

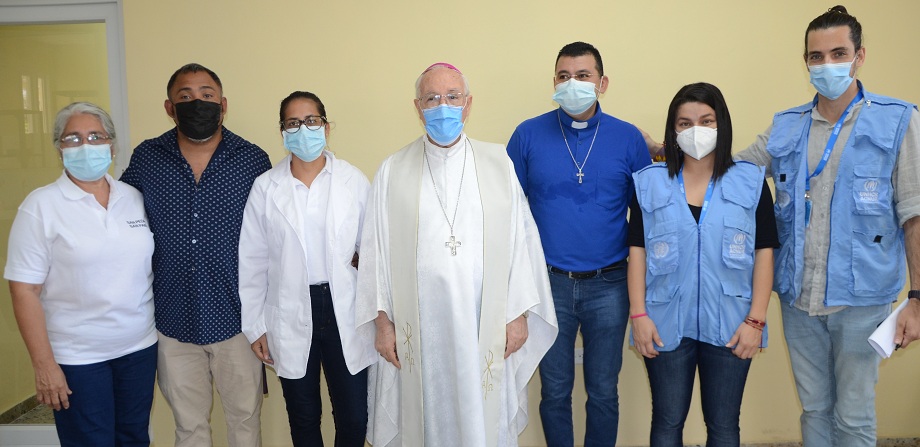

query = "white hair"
[414,65,471,98]
[52,102,116,150]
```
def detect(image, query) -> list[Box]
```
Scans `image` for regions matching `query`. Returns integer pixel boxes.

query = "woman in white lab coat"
[239,91,375,447]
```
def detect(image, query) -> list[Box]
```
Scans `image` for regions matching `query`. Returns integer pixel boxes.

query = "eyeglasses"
[555,73,597,82]
[418,92,467,109]
[60,132,112,148]
[281,116,327,133]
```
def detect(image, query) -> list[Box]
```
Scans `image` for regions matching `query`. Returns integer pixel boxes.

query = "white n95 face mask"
[676,126,718,160]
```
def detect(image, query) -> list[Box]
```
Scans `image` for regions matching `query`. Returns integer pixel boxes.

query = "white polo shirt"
[4,172,156,365]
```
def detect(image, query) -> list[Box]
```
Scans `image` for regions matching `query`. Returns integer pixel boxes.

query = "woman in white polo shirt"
[5,102,156,446]
[239,91,376,446]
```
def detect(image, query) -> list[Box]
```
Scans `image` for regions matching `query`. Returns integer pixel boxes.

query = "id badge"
[804,193,812,228]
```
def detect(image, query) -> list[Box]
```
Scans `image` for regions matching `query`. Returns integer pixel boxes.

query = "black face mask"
[173,99,222,141]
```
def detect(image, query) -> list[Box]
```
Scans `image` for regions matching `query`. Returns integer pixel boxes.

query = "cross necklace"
[557,110,600,184]
[424,139,467,256]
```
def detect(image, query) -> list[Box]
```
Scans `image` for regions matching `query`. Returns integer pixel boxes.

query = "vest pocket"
[646,296,681,351]
[719,281,752,344]
[646,228,679,277]
[722,217,755,270]
[772,179,796,295]
[851,228,903,296]
[852,165,892,216]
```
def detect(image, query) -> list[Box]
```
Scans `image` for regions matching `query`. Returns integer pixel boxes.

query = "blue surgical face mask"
[809,56,857,100]
[62,143,112,181]
[283,125,326,162]
[553,79,598,116]
[422,104,465,146]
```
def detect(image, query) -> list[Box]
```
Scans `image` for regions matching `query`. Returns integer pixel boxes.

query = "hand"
[727,323,763,359]
[351,252,359,269]
[631,316,663,358]
[251,334,273,365]
[375,311,400,369]
[505,314,529,359]
[34,363,71,410]
[896,298,920,348]
[637,127,664,160]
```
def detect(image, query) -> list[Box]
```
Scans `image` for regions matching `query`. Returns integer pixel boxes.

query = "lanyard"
[805,90,864,194]
[678,169,715,224]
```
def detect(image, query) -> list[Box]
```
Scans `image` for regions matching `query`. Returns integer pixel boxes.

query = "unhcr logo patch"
[729,232,747,259]
[858,179,880,203]
[652,241,669,259]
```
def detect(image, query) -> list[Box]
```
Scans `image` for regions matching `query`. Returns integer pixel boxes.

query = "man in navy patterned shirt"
[121,63,271,447]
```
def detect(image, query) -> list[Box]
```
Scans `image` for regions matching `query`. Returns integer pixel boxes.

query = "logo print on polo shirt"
[126,219,148,228]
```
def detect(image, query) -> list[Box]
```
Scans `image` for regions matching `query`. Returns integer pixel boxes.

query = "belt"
[549,259,627,279]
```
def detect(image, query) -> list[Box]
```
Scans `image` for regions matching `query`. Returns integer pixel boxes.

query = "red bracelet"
[744,316,766,330]
[629,313,648,319]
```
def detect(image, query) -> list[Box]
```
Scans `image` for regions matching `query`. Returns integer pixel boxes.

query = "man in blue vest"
[735,6,920,446]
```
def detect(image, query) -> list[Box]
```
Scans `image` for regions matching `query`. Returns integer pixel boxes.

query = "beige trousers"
[157,331,263,447]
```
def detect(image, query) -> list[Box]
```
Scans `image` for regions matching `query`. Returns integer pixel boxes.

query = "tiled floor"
[2,402,920,446]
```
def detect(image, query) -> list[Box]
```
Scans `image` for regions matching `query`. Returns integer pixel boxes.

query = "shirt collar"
[159,126,238,154]
[557,102,602,130]
[423,132,468,158]
[810,80,866,124]
[56,171,120,202]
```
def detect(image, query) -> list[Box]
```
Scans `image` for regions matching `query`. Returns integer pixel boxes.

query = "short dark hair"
[556,42,604,76]
[166,63,222,97]
[663,82,734,179]
[804,5,862,57]
[279,91,327,131]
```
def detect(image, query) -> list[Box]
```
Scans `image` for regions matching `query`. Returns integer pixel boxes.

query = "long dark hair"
[662,82,734,179]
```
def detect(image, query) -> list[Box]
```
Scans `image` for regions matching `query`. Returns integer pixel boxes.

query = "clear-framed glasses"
[60,132,112,148]
[555,72,597,82]
[281,116,327,133]
[418,92,467,109]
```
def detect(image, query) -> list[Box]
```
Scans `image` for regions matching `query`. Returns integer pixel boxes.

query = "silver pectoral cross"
[576,170,584,184]
[445,235,462,256]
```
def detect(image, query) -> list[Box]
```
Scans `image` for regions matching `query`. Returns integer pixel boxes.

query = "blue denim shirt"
[121,127,271,344]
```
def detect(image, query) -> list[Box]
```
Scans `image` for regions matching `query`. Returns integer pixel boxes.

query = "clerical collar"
[424,133,467,158]
[557,103,602,131]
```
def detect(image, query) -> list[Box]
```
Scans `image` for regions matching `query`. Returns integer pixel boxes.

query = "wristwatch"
[909,290,920,300]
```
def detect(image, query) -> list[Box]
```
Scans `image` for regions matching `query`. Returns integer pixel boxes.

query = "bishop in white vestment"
[355,63,557,447]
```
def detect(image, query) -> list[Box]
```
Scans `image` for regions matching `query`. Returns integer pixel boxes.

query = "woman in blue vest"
[627,82,778,446]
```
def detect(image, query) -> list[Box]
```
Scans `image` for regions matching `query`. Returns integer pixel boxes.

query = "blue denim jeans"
[644,338,751,447]
[539,265,628,447]
[278,284,368,447]
[781,303,888,447]
[53,343,157,447]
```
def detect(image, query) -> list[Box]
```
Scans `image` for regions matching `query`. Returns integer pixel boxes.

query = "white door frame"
[0,0,131,172]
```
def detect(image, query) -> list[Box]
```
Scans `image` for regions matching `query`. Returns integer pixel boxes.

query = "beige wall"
[5,0,918,445]
[0,22,110,415]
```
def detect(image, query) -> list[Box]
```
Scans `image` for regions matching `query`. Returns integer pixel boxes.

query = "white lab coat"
[239,152,376,378]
